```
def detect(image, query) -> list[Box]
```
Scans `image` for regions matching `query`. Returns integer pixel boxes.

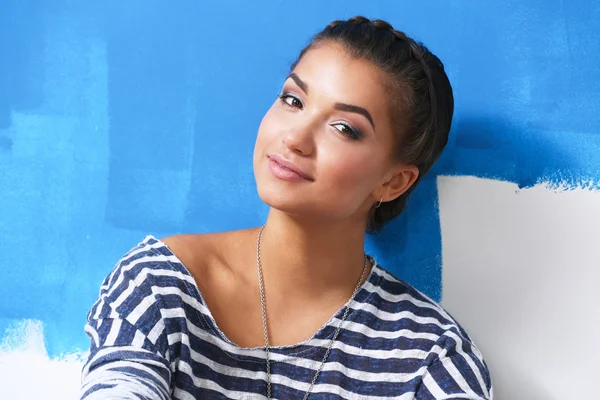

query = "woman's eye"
[333,123,362,140]
[278,94,303,109]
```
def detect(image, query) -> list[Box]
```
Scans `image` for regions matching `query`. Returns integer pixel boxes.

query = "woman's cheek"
[325,158,362,187]
[256,108,280,150]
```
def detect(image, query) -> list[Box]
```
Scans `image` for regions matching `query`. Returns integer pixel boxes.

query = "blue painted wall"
[1,0,599,357]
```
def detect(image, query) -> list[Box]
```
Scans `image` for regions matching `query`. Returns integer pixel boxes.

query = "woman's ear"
[377,164,419,203]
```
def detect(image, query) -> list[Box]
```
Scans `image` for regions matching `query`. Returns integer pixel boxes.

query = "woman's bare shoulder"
[159,228,257,277]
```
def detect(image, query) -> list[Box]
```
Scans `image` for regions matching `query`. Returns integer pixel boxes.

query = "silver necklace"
[256,225,368,399]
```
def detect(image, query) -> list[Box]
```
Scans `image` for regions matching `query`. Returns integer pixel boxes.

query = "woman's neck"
[256,209,371,301]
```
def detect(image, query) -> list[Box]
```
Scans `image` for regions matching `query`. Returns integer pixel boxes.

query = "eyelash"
[277,93,363,140]
[278,93,303,109]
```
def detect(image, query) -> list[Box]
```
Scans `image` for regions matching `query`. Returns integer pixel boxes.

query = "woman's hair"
[291,16,454,233]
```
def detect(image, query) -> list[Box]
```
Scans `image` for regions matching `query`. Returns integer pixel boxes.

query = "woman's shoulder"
[367,264,492,396]
[159,233,212,276]
[368,265,454,321]
[160,228,256,282]
[112,234,202,279]
[96,235,203,310]
[113,231,230,299]
[89,233,234,331]
[159,231,229,273]
[368,264,483,352]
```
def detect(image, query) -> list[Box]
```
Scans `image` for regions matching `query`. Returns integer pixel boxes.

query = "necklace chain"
[256,225,368,400]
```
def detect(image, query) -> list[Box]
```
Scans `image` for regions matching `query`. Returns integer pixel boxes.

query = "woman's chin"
[259,191,316,216]
[259,193,308,214]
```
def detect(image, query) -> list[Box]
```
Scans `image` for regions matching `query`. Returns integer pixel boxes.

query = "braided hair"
[291,16,454,233]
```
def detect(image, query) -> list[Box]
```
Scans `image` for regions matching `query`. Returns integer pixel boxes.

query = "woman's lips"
[267,154,313,182]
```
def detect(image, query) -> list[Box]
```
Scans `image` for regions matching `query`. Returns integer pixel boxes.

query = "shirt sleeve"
[414,331,493,400]
[80,242,172,400]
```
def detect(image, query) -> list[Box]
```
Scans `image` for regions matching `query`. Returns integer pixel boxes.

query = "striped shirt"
[80,235,492,399]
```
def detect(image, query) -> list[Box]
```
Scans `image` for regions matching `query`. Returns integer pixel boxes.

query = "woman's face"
[253,41,414,224]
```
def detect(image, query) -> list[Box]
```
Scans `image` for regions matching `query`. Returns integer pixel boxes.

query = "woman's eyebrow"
[287,72,375,129]
[288,73,309,94]
[334,103,375,129]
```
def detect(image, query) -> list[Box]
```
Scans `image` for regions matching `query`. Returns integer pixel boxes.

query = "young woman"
[80,16,492,400]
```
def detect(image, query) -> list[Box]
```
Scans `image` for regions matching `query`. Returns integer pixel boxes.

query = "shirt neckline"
[146,234,383,359]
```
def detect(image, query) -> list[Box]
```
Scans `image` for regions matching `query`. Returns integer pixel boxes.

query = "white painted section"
[0,320,85,399]
[439,176,600,400]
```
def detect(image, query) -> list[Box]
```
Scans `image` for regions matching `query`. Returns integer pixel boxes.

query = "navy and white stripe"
[80,235,492,399]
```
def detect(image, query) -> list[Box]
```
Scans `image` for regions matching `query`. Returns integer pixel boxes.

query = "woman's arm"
[80,317,171,399]
[79,241,173,399]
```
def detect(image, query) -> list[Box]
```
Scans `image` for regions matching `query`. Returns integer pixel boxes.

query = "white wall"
[439,176,600,399]
[0,320,84,399]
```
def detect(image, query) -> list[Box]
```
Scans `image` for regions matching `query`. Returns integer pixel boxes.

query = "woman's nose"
[281,123,316,156]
